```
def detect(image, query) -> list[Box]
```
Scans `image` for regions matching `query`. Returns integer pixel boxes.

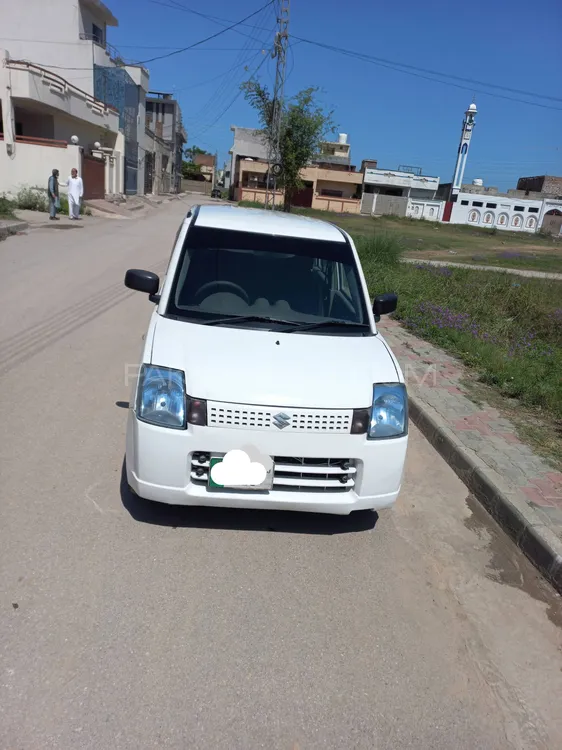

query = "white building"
[0,0,119,95]
[363,167,440,199]
[439,102,562,234]
[0,0,161,198]
[361,166,440,218]
[449,191,543,232]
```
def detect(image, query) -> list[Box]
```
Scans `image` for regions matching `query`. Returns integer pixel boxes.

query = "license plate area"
[208,454,274,491]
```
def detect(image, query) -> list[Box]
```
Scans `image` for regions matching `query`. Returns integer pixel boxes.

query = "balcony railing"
[79,33,123,63]
[5,59,119,117]
[0,133,69,148]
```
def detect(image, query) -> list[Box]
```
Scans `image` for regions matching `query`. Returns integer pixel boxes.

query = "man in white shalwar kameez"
[64,168,84,220]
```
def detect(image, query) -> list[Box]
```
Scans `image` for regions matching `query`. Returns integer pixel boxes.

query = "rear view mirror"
[125,269,160,301]
[373,293,398,317]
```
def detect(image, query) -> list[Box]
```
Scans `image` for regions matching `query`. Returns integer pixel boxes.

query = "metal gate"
[291,185,313,208]
[82,155,105,199]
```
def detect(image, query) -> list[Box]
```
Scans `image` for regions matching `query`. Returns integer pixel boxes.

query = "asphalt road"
[1,198,562,750]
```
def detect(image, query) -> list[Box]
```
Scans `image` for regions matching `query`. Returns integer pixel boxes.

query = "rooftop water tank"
[472,178,483,187]
[338,133,348,145]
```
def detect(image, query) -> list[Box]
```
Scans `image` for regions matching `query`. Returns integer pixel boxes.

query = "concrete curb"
[0,220,29,240]
[408,392,562,594]
[403,257,562,281]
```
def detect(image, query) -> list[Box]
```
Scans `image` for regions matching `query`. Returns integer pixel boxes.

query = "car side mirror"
[125,269,160,302]
[373,293,398,318]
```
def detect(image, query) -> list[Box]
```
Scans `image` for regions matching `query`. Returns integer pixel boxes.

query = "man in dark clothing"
[48,169,60,220]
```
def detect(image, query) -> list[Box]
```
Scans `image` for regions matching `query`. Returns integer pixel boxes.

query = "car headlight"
[136,365,186,429]
[368,383,408,439]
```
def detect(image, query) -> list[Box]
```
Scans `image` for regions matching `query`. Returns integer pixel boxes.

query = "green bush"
[11,187,88,215]
[14,187,49,212]
[0,195,17,219]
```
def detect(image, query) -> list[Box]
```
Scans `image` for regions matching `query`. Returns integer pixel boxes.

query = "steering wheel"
[193,281,250,305]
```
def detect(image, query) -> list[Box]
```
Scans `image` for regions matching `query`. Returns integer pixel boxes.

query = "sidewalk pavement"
[379,317,562,594]
[0,218,28,240]
[404,257,562,281]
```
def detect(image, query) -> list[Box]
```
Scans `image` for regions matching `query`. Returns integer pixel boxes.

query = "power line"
[140,5,562,106]
[134,0,275,64]
[292,36,562,105]
[188,47,270,142]
[149,0,272,46]
[291,36,562,111]
[173,59,264,94]
[0,36,263,52]
[183,5,275,131]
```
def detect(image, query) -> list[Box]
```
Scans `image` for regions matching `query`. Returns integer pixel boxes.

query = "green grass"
[449,253,562,274]
[342,229,562,430]
[289,207,562,272]
[238,199,282,210]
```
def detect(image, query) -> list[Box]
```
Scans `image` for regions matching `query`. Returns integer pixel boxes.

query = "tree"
[181,161,202,180]
[182,145,210,180]
[241,82,335,212]
[184,145,209,163]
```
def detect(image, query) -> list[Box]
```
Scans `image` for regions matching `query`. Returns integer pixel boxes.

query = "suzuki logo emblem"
[272,412,291,430]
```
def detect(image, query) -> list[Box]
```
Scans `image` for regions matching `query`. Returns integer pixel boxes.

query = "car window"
[165,225,368,329]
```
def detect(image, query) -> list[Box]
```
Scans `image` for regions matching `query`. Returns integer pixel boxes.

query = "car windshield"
[165,224,370,334]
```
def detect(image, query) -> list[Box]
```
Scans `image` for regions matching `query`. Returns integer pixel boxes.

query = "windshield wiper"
[202,314,294,327]
[277,320,372,333]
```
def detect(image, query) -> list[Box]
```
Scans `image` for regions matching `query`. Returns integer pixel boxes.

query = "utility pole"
[264,0,290,210]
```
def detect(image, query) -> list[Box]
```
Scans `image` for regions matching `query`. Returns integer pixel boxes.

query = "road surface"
[1,198,561,750]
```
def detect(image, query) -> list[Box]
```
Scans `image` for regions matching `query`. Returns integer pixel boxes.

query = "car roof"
[193,204,346,243]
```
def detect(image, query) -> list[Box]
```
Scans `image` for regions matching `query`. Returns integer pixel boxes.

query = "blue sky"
[109,0,562,190]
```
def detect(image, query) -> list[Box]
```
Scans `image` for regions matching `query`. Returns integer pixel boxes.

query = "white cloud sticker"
[210,449,268,487]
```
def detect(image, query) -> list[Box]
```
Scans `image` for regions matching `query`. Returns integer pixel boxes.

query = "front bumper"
[126,411,408,515]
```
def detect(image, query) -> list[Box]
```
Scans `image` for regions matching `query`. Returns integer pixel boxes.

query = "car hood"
[149,315,401,409]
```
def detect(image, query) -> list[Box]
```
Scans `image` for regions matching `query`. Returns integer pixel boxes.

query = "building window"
[497,213,509,227]
[468,210,480,224]
[528,207,539,213]
[472,201,483,207]
[483,211,495,225]
[92,24,104,46]
[514,206,525,211]
[486,202,497,208]
[512,214,522,228]
[461,200,469,205]
[526,216,537,229]
[321,189,343,197]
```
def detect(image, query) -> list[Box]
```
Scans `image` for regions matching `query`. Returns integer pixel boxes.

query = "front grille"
[190,453,356,493]
[207,401,352,434]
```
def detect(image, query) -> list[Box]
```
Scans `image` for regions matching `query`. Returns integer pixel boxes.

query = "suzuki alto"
[124,204,408,515]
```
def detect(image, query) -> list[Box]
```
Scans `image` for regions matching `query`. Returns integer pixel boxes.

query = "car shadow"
[119,461,378,535]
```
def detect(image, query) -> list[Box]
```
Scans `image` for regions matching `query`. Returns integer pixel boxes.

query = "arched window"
[483,212,494,225]
[512,214,522,228]
[526,216,536,229]
[468,210,480,224]
[497,213,508,227]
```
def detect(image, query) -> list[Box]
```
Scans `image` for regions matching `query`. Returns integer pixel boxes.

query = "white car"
[124,205,408,515]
